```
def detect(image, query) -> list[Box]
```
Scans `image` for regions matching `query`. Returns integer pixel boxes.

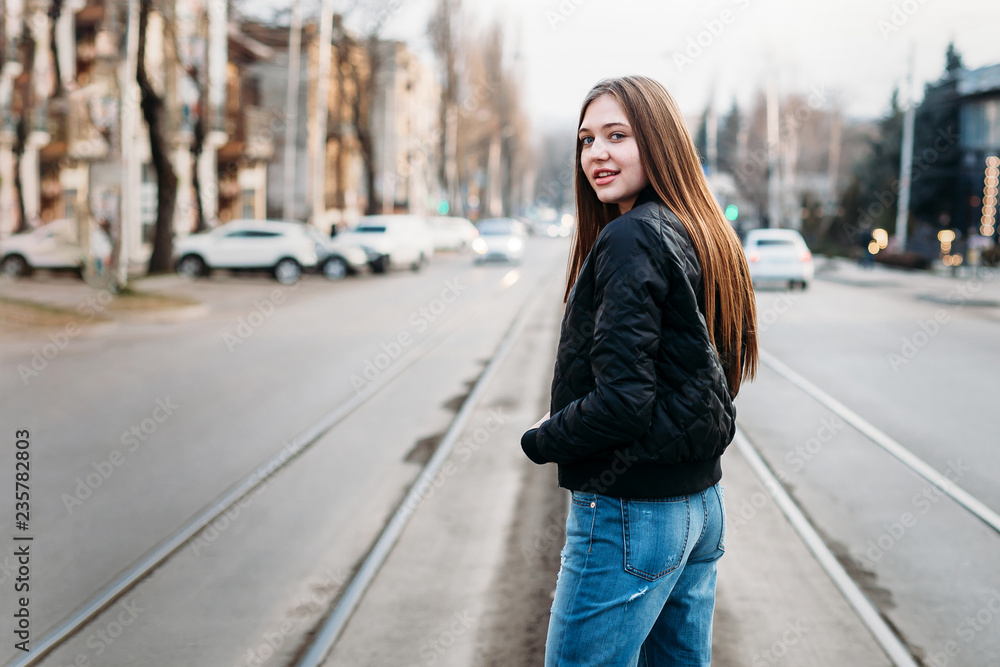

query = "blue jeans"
[545,484,726,666]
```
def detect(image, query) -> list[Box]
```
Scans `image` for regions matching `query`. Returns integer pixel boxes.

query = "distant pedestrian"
[521,76,759,666]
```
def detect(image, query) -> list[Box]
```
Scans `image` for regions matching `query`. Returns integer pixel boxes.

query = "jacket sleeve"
[531,225,666,464]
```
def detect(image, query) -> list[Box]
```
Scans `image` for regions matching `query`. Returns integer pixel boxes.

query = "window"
[242,189,255,219]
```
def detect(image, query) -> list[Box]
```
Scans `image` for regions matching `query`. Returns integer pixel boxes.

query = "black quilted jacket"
[521,187,736,498]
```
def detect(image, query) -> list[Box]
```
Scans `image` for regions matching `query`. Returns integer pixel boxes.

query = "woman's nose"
[590,137,609,159]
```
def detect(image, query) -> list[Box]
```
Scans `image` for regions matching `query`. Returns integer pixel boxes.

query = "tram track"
[11,264,554,667]
[737,346,1000,666]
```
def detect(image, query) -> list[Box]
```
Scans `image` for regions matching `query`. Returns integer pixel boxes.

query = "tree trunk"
[13,117,29,233]
[48,0,64,97]
[358,37,379,216]
[191,94,207,232]
[138,0,178,274]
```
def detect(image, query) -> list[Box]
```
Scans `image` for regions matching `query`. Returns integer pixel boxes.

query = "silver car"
[743,228,815,289]
[472,218,527,264]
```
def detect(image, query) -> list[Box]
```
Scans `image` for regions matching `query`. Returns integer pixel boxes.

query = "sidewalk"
[0,271,337,335]
[0,273,210,330]
[816,255,1000,302]
[318,275,898,666]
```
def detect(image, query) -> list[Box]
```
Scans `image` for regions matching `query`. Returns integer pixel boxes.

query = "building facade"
[958,64,1000,241]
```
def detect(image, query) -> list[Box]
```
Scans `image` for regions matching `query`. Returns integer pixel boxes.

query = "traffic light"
[724,204,739,222]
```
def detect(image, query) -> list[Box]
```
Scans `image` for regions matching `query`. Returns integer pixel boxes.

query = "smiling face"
[578,94,649,215]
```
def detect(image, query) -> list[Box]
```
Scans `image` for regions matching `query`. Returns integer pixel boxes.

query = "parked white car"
[338,215,434,271]
[173,219,318,284]
[743,228,814,289]
[472,218,527,264]
[427,216,478,251]
[1,219,111,278]
[302,225,375,280]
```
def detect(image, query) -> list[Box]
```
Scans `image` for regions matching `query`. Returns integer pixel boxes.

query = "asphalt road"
[2,248,998,666]
[0,238,570,666]
[738,261,1000,666]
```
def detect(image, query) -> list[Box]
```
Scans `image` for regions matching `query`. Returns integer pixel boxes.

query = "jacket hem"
[557,455,722,499]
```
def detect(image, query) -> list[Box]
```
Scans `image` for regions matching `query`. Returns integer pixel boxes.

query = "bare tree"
[138,0,178,273]
[427,0,461,212]
[11,14,34,233]
[176,10,209,233]
[456,19,530,218]
[47,0,64,96]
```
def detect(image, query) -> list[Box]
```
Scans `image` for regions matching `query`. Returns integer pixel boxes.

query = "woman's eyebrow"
[578,121,630,135]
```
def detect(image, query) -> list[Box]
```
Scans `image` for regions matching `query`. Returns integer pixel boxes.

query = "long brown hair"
[566,76,758,395]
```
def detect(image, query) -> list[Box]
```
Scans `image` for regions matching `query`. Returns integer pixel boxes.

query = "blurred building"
[370,39,441,220]
[0,3,444,266]
[0,1,272,261]
[242,21,312,224]
[306,17,373,231]
[957,63,1000,237]
[243,19,441,234]
[214,26,275,224]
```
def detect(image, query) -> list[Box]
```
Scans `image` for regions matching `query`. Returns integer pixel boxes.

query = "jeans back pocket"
[621,498,690,581]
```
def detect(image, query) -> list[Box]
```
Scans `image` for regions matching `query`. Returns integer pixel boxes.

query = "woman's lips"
[594,170,619,186]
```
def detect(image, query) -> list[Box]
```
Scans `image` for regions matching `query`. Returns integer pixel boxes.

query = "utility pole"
[706,105,717,176]
[381,49,395,215]
[119,0,140,288]
[766,75,781,228]
[282,0,302,222]
[896,47,916,252]
[312,0,334,226]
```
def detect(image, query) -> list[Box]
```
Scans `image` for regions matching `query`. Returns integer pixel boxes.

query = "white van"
[338,215,434,271]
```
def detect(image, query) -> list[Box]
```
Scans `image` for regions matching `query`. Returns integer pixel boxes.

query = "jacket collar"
[630,184,662,211]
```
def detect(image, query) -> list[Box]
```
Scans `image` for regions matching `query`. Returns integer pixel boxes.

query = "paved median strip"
[734,428,918,667]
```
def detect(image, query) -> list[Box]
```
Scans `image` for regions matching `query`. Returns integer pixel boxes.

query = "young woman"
[520,76,758,666]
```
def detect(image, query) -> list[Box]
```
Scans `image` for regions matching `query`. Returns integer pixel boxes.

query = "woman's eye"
[581,136,594,145]
[610,132,625,141]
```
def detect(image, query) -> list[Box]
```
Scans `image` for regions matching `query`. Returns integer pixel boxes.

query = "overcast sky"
[253,0,999,127]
